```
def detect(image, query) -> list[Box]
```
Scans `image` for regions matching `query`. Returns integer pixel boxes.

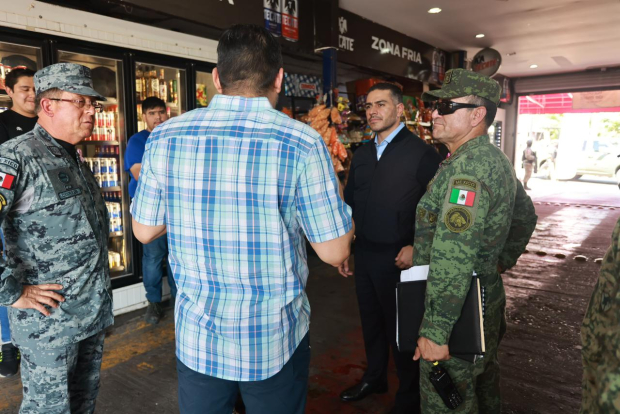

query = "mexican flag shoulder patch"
[449,188,475,207]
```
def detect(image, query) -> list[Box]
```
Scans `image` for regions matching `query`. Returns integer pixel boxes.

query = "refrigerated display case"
[195,70,218,108]
[0,42,42,112]
[135,62,186,129]
[57,50,133,280]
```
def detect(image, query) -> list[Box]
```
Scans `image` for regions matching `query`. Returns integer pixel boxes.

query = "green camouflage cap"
[34,63,106,101]
[422,68,500,105]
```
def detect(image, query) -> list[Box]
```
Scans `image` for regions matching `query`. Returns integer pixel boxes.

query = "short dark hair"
[34,87,62,114]
[367,83,403,105]
[142,96,166,113]
[5,68,35,91]
[468,95,497,129]
[216,24,283,95]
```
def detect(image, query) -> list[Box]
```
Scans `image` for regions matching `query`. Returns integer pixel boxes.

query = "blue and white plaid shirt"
[131,95,352,381]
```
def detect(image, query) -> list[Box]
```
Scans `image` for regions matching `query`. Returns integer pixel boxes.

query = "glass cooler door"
[195,70,218,108]
[58,50,132,279]
[135,62,186,130]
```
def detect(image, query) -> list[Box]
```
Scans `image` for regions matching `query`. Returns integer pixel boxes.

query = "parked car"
[574,139,620,183]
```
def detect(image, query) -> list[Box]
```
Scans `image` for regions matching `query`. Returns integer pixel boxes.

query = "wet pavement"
[0,177,618,414]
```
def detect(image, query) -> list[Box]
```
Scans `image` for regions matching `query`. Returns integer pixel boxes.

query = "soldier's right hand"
[11,284,65,317]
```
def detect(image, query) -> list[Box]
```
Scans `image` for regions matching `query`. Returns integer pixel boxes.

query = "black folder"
[396,277,485,363]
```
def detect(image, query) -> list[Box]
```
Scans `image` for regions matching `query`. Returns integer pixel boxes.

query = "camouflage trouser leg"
[19,330,105,414]
[581,361,620,413]
[421,277,507,414]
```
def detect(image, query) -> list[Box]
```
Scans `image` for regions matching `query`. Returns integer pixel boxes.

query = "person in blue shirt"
[125,96,176,324]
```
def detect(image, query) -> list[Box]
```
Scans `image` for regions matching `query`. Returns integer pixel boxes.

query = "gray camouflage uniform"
[0,63,113,413]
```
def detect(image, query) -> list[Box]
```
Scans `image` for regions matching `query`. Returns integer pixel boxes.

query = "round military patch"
[58,171,70,183]
[445,207,472,233]
[0,194,5,212]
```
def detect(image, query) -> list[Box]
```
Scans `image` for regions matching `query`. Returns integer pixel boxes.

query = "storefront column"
[323,47,338,106]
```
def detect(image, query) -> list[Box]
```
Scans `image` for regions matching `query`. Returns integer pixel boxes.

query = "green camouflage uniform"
[414,69,538,413]
[0,63,113,414]
[581,217,620,413]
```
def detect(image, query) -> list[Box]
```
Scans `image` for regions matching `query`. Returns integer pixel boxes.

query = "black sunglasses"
[430,101,479,116]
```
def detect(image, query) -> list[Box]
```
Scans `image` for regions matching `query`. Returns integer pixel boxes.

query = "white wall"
[0,0,218,62]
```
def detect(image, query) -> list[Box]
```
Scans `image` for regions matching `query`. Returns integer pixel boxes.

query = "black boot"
[0,343,20,377]
[144,302,164,324]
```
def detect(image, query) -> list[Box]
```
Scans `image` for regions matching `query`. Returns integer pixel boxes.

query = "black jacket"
[344,127,442,248]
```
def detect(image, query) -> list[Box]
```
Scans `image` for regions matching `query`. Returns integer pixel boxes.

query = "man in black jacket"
[339,83,442,414]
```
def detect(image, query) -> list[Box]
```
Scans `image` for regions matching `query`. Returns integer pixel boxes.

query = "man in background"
[125,96,175,325]
[131,24,353,414]
[0,67,37,378]
[339,83,441,414]
[522,139,537,190]
[0,68,37,145]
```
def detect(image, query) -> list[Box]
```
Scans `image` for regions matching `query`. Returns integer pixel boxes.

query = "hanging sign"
[471,48,502,77]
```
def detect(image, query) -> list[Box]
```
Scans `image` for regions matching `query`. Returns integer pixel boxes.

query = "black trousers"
[354,245,420,412]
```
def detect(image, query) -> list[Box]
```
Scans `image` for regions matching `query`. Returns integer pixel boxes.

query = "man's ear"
[5,87,14,99]
[273,68,284,95]
[212,67,223,94]
[471,106,487,127]
[40,98,54,118]
[396,102,405,119]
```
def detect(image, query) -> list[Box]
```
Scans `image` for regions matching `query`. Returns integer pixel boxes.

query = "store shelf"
[419,122,432,127]
[101,186,121,191]
[110,266,126,273]
[81,140,119,145]
[109,231,123,238]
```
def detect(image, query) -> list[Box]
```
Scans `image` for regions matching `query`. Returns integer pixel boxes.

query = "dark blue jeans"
[177,333,311,414]
[142,234,176,303]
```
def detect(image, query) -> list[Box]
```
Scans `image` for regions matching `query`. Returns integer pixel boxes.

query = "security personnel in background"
[581,216,620,413]
[412,69,538,413]
[0,63,113,413]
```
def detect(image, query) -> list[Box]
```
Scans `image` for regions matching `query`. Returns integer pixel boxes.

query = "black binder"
[396,277,485,363]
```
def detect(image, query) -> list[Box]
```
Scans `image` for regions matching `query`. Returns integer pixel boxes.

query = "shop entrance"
[516,90,620,203]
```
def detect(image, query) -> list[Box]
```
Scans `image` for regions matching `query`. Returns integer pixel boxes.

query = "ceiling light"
[530,64,538,69]
[475,34,485,38]
[428,7,442,14]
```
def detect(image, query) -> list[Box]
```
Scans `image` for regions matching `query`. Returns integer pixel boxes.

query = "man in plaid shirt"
[131,24,354,414]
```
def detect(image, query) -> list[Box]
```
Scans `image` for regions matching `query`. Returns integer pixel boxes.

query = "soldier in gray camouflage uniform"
[0,63,113,413]
[581,216,620,413]
[412,69,537,413]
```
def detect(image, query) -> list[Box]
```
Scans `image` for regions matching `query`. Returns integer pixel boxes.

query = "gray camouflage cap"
[422,68,501,105]
[34,63,106,101]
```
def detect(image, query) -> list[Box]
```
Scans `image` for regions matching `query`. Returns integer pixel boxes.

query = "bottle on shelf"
[159,69,168,102]
[135,66,143,102]
[173,79,178,104]
[151,67,160,99]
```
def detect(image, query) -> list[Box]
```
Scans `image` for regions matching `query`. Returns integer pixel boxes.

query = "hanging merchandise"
[306,104,348,173]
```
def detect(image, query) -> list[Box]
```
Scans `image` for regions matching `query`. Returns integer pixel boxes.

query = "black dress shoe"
[340,381,388,402]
